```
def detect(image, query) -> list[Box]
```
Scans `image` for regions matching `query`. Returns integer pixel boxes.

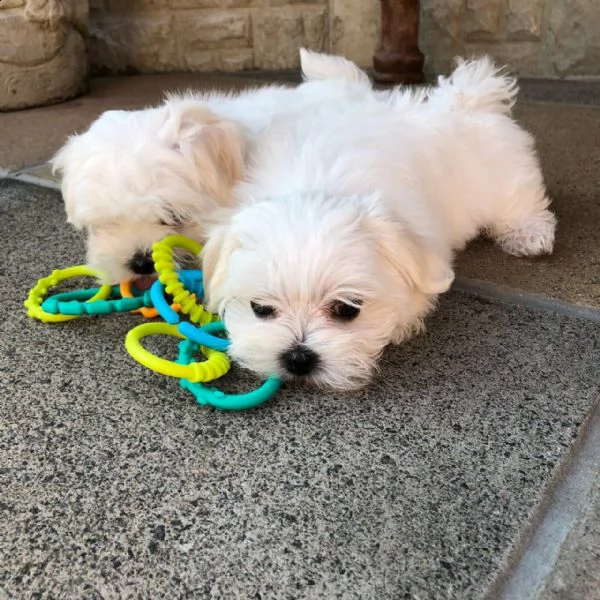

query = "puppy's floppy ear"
[201,222,239,313]
[160,98,245,199]
[194,119,244,186]
[366,206,454,296]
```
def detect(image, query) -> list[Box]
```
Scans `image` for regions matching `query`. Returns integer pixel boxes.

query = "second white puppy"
[52,71,368,284]
[202,54,556,389]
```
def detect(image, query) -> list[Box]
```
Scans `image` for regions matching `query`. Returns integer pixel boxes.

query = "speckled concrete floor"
[1,181,599,599]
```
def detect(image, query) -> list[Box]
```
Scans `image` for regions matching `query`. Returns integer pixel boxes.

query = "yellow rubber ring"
[152,235,213,326]
[125,322,230,382]
[24,266,112,323]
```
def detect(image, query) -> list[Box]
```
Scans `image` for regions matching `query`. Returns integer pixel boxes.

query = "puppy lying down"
[54,51,556,390]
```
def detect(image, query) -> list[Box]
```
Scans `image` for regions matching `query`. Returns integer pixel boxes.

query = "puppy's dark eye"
[330,299,362,321]
[251,301,277,319]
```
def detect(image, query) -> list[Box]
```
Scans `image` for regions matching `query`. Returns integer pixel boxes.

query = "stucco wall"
[88,0,600,77]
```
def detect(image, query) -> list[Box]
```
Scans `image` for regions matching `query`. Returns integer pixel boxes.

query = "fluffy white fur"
[54,51,556,390]
[201,53,556,389]
[52,77,369,282]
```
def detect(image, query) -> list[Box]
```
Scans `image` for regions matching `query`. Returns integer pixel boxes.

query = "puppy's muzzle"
[281,345,319,376]
[128,250,154,275]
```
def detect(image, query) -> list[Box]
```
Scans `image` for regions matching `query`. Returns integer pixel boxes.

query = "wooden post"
[373,0,424,84]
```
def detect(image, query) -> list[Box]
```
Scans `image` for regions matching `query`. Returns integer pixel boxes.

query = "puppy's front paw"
[496,209,556,257]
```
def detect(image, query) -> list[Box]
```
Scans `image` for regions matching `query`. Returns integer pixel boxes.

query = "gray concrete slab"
[457,101,600,311]
[1,180,600,599]
[540,489,600,599]
[537,424,600,600]
[497,404,600,600]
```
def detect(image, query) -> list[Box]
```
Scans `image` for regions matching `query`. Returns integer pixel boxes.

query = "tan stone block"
[506,0,542,41]
[169,0,254,8]
[265,0,325,5]
[106,0,169,9]
[464,42,541,76]
[0,12,67,65]
[174,9,251,53]
[180,48,254,71]
[546,0,600,77]
[177,49,219,71]
[330,0,379,67]
[72,0,90,31]
[303,7,327,50]
[219,48,254,71]
[463,0,504,42]
[420,0,463,74]
[0,0,25,8]
[253,6,326,69]
[0,28,87,110]
[89,14,178,73]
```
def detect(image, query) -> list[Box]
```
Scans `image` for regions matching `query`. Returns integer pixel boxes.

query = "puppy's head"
[202,192,454,390]
[52,96,244,283]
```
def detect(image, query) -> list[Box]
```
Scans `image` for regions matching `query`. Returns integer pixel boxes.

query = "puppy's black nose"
[281,345,319,376]
[128,250,154,275]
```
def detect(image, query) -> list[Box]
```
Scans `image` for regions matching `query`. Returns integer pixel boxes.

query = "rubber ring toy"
[25,266,112,323]
[42,284,154,316]
[120,279,170,319]
[177,327,281,410]
[150,270,204,325]
[43,284,122,303]
[152,235,212,325]
[149,272,228,351]
[125,321,230,383]
[178,321,230,352]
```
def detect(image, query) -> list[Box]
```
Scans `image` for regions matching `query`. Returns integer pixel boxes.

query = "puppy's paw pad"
[497,210,556,257]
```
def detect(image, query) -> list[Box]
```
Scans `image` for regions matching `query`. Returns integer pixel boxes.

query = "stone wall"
[88,0,600,78]
[421,0,600,77]
[0,0,89,110]
[88,0,334,73]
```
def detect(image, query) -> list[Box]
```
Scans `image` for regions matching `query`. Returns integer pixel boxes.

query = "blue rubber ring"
[150,279,180,324]
[178,321,230,352]
[150,270,205,325]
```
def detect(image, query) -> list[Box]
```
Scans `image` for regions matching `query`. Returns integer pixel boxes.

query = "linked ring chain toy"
[24,235,283,410]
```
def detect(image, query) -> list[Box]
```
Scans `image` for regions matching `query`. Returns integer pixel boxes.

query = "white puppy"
[201,53,556,389]
[52,73,368,284]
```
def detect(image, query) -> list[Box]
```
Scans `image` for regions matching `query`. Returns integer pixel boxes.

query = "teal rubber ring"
[42,284,122,305]
[177,338,281,410]
[43,289,152,316]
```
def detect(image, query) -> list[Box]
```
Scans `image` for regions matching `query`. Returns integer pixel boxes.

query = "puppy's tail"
[430,56,518,115]
[299,48,371,87]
